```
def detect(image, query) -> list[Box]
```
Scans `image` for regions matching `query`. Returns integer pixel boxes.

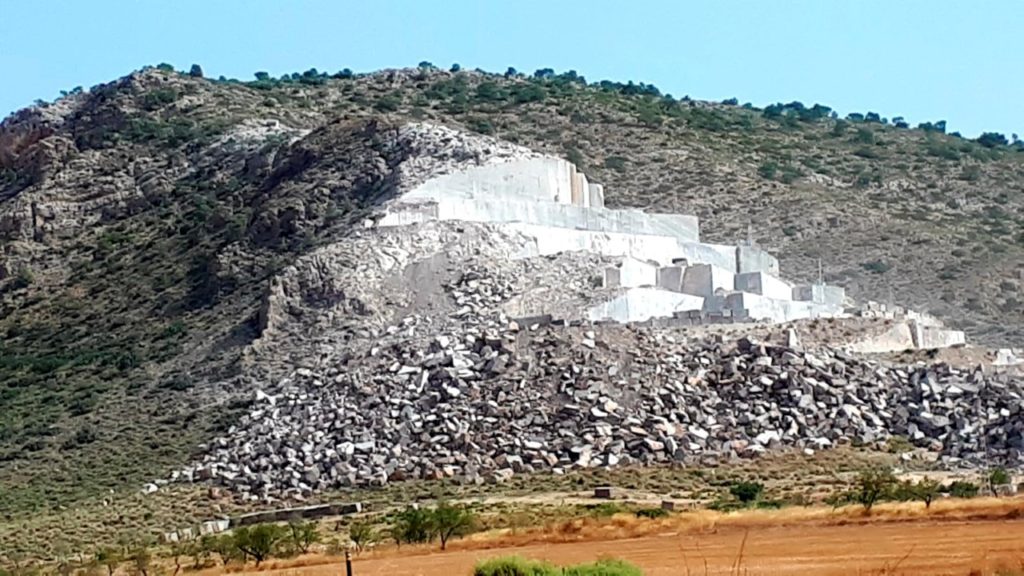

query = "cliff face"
[2,66,1023,518]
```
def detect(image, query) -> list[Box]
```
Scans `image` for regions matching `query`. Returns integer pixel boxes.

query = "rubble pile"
[176,266,1024,501]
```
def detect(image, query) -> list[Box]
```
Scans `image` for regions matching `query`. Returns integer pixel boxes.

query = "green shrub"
[757,161,778,180]
[473,556,558,576]
[588,502,624,517]
[861,260,892,274]
[603,156,627,172]
[392,506,434,545]
[634,507,668,519]
[374,94,401,112]
[729,481,764,505]
[473,556,643,576]
[563,559,644,576]
[946,480,979,499]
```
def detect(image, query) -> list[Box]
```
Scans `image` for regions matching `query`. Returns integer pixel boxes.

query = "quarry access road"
[270,519,1024,576]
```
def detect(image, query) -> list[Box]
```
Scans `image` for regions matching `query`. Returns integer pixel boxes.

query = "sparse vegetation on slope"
[1,62,1022,532]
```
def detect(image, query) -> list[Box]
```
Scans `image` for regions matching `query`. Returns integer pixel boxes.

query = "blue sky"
[1,0,1021,137]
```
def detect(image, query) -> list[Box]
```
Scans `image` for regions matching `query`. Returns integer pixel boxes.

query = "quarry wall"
[372,154,964,346]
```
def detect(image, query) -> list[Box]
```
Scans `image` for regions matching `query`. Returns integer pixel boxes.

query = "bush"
[977,132,1008,148]
[474,556,558,576]
[946,480,979,499]
[392,506,434,545]
[634,507,669,519]
[473,556,642,576]
[757,162,778,180]
[563,559,644,576]
[861,260,892,274]
[12,266,33,289]
[729,481,764,505]
[603,156,627,172]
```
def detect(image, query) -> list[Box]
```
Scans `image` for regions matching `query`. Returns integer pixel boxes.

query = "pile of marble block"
[594,257,844,324]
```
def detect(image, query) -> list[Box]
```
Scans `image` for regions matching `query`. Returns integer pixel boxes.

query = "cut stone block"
[589,183,605,209]
[656,265,685,292]
[793,284,846,307]
[588,288,704,323]
[912,323,966,349]
[735,271,793,301]
[719,291,837,323]
[736,245,780,275]
[681,264,735,298]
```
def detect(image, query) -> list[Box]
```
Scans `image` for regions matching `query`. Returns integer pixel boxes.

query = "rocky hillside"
[2,64,1023,515]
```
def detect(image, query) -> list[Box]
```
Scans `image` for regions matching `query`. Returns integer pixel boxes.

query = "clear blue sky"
[1,0,1021,137]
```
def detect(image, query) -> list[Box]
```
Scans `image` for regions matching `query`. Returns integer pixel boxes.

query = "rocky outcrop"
[179,262,1024,502]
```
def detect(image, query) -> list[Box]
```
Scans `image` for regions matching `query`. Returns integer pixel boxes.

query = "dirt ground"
[255,520,1024,576]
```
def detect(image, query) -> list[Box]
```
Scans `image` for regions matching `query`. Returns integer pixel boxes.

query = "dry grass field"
[197,497,1024,576]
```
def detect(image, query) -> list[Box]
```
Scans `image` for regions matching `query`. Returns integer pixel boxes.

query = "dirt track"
[276,520,1024,576]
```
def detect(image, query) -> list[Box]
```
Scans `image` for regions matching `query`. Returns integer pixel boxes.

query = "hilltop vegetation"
[1,62,1023,522]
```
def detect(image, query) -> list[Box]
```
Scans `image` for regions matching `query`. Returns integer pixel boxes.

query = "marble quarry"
[376,155,965,347]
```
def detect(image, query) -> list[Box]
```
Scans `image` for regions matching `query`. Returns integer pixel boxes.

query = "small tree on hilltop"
[855,468,895,512]
[431,502,477,551]
[188,64,204,78]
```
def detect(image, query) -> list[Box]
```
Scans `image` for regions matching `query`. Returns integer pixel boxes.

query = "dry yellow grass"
[200,495,1023,575]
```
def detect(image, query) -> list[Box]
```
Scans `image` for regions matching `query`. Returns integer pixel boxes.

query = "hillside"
[1,64,1023,519]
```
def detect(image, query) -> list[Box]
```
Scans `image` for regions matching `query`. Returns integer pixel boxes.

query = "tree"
[188,64,204,78]
[169,542,186,576]
[287,520,320,555]
[95,548,121,576]
[449,63,461,73]
[156,63,174,72]
[504,66,518,78]
[254,71,270,82]
[854,468,895,512]
[729,481,764,506]
[202,534,237,566]
[431,502,477,551]
[348,521,377,553]
[393,507,434,546]
[129,547,151,576]
[977,132,1008,148]
[915,478,941,509]
[234,524,284,567]
[988,468,1011,495]
[418,61,435,69]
